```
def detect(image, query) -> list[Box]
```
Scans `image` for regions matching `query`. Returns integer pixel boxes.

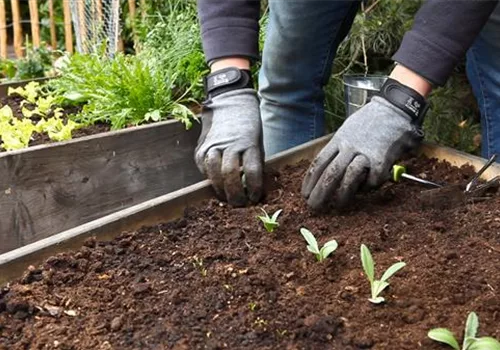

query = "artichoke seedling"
[257,209,282,233]
[300,228,338,262]
[360,244,406,304]
[428,312,500,350]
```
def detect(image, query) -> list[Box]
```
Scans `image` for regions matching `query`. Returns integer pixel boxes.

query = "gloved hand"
[195,88,264,207]
[301,95,424,210]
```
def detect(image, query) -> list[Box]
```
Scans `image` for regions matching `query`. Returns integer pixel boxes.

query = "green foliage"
[0,42,60,82]
[257,209,282,233]
[0,82,81,151]
[49,1,203,130]
[300,228,338,262]
[360,244,406,304]
[424,72,481,154]
[139,0,207,101]
[49,47,197,130]
[428,312,500,350]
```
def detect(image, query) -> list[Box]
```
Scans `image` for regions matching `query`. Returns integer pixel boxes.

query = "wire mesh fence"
[70,0,120,55]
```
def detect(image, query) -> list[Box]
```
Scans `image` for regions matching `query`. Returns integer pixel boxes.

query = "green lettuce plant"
[428,312,500,350]
[1,82,81,151]
[300,228,338,262]
[360,244,406,304]
[257,209,282,233]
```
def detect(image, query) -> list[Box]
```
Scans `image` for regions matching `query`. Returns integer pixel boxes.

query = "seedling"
[192,256,207,277]
[257,209,282,233]
[248,302,257,311]
[428,312,500,350]
[300,228,338,262]
[360,244,406,304]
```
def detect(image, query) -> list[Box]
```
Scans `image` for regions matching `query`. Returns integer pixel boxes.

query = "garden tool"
[391,164,442,188]
[418,154,500,209]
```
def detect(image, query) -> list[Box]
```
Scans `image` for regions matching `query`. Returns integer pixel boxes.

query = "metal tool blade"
[401,173,442,188]
[465,154,497,192]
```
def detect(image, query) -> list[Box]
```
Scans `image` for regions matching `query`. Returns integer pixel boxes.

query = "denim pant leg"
[466,3,500,159]
[259,0,360,157]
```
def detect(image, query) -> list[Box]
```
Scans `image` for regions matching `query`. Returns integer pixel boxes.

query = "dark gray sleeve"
[393,0,499,86]
[197,0,261,63]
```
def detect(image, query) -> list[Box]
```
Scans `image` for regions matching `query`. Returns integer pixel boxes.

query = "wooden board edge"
[0,119,196,158]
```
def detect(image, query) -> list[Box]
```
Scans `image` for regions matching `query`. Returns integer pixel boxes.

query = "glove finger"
[242,147,263,203]
[222,150,247,207]
[301,142,340,199]
[204,148,226,201]
[334,155,369,208]
[306,150,354,211]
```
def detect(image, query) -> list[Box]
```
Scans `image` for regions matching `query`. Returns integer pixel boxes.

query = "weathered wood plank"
[0,120,203,254]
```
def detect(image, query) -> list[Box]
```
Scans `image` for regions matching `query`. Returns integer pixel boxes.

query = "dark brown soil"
[1,156,500,349]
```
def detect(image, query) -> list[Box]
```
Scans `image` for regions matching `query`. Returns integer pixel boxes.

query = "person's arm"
[392,0,499,87]
[197,0,260,67]
[302,0,500,211]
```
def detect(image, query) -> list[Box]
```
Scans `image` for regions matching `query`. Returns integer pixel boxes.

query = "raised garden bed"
[0,120,203,255]
[1,138,499,349]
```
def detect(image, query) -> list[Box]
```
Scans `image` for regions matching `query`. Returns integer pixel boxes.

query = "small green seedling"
[300,228,338,262]
[428,312,500,350]
[192,256,207,277]
[248,302,257,311]
[360,244,406,304]
[257,209,282,233]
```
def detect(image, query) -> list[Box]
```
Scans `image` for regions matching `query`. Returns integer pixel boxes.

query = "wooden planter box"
[1,135,499,285]
[0,120,203,257]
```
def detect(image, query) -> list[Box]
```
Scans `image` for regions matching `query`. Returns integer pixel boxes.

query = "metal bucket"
[343,75,388,117]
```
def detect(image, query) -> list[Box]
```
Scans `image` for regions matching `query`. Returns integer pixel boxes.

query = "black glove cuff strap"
[204,67,253,99]
[378,78,429,126]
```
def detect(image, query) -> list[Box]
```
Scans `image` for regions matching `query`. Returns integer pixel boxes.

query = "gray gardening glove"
[195,88,264,207]
[302,95,425,211]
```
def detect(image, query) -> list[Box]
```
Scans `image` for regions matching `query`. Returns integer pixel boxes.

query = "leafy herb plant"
[0,82,81,151]
[360,244,406,304]
[428,312,500,350]
[300,228,338,262]
[257,209,282,233]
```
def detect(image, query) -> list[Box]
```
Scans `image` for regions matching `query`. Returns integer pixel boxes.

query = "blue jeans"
[466,3,500,159]
[259,0,360,156]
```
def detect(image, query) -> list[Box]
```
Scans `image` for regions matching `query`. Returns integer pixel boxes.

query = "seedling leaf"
[467,337,500,350]
[257,209,282,233]
[271,209,282,221]
[300,228,319,254]
[428,328,460,350]
[360,244,374,283]
[307,245,320,255]
[320,240,338,259]
[373,280,390,297]
[464,312,479,341]
[380,262,406,282]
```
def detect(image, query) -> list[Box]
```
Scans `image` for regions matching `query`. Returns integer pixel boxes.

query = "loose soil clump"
[1,156,499,349]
